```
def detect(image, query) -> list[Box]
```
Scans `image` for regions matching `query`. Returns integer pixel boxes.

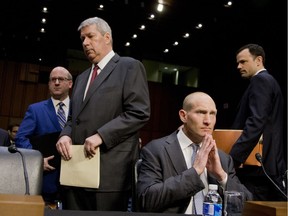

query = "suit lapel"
[44,99,60,130]
[72,69,90,117]
[164,132,188,175]
[76,54,120,117]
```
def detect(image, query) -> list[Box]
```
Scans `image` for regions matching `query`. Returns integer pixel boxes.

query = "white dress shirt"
[52,97,70,120]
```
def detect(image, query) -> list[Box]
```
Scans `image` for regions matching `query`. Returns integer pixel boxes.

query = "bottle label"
[203,202,222,216]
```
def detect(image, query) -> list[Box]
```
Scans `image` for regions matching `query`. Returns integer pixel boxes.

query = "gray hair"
[77,17,112,38]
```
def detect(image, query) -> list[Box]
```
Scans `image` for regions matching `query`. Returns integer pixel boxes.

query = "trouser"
[62,186,130,211]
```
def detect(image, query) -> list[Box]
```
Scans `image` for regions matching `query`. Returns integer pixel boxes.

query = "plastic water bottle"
[203,184,222,216]
[55,200,62,210]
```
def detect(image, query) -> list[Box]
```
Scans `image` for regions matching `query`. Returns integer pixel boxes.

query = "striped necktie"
[57,102,66,129]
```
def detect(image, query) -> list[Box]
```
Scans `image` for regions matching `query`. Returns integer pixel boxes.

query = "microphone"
[255,153,287,199]
[8,145,30,195]
[255,153,262,163]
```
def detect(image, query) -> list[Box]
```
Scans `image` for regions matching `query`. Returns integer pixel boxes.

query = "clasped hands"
[193,133,227,182]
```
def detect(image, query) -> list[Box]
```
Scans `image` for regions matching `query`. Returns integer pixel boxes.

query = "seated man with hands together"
[137,92,252,214]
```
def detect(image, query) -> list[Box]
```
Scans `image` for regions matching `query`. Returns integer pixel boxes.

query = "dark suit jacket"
[137,131,252,213]
[61,54,150,193]
[230,70,286,176]
[0,128,10,147]
[16,98,63,194]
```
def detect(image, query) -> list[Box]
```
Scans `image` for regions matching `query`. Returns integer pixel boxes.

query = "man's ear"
[179,109,187,123]
[255,55,263,66]
[104,32,112,45]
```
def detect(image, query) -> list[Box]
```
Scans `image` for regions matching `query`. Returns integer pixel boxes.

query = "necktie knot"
[90,64,99,85]
[191,144,199,152]
[58,102,64,108]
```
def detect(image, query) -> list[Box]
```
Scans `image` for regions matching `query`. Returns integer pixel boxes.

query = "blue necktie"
[57,102,66,129]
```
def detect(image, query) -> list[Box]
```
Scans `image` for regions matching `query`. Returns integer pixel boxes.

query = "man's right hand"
[56,135,72,161]
[44,155,55,171]
[193,134,214,175]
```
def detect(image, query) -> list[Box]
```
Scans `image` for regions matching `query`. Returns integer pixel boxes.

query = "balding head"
[48,66,73,101]
[183,92,216,111]
[180,92,217,143]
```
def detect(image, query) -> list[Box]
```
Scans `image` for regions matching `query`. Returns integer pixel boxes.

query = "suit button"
[76,119,80,125]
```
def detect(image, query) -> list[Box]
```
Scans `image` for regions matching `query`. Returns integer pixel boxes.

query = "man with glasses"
[16,66,73,206]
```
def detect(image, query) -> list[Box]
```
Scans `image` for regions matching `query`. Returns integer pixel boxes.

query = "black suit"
[0,128,10,147]
[61,53,150,210]
[230,70,287,200]
[137,131,252,213]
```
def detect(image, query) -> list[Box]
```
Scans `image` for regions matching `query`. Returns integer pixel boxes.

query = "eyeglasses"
[49,77,71,83]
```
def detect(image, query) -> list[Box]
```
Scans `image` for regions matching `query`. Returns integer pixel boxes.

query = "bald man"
[16,66,73,205]
[137,92,252,214]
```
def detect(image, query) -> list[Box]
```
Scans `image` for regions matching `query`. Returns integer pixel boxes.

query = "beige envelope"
[60,145,100,188]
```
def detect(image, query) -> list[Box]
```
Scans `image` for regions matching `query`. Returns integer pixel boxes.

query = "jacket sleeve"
[15,105,36,149]
[137,144,204,212]
[230,74,274,164]
[219,151,253,201]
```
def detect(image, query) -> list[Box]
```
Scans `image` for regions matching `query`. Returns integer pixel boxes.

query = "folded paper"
[60,145,100,188]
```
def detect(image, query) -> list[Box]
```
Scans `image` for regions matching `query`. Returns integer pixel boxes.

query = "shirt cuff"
[218,172,228,188]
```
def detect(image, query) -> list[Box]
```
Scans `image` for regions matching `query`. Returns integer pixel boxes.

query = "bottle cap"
[208,184,218,190]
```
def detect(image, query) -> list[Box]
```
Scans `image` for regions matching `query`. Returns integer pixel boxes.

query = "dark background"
[0,0,286,146]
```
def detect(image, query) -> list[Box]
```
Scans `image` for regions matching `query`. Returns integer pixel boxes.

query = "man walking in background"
[230,44,286,201]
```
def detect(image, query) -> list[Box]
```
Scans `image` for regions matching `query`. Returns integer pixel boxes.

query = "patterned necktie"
[191,144,199,165]
[191,144,204,215]
[89,64,99,87]
[57,102,66,129]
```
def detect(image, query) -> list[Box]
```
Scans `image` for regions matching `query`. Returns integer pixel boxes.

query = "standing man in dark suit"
[137,92,252,214]
[16,66,73,205]
[0,128,10,146]
[230,44,287,201]
[56,17,150,211]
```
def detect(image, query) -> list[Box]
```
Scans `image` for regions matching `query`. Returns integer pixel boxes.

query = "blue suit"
[16,98,63,197]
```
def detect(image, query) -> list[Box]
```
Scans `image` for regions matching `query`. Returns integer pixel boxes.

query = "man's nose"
[203,114,211,124]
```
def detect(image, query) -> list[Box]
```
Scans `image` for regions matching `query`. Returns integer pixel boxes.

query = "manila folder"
[60,145,100,188]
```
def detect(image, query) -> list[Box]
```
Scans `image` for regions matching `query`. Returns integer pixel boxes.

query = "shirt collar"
[51,96,69,108]
[177,128,203,150]
[177,128,193,150]
[97,50,115,70]
[254,68,266,76]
